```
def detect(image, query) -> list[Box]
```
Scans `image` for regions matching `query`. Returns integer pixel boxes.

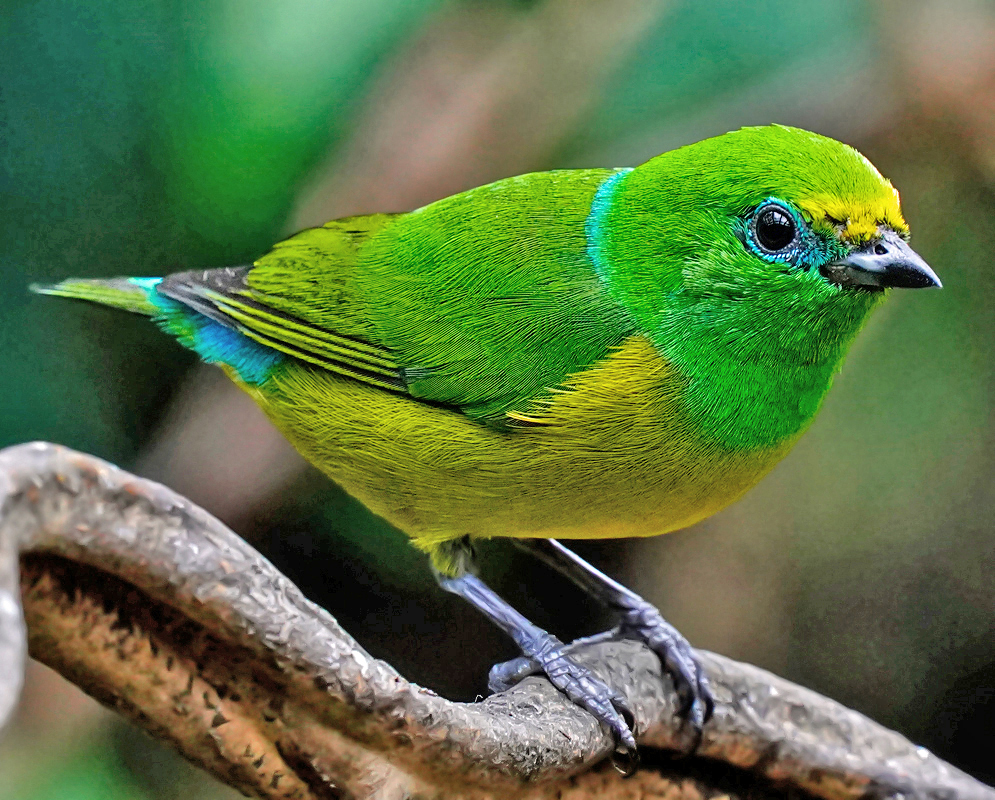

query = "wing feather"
[157,173,637,426]
[158,260,408,393]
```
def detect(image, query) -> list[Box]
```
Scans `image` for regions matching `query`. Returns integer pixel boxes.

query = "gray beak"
[821,230,941,290]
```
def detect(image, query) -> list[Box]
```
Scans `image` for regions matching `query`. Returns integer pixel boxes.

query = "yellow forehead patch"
[798,186,908,244]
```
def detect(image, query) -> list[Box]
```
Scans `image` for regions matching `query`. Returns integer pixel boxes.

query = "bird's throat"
[654,293,880,451]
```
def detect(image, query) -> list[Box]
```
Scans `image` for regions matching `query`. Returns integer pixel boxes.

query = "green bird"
[34,124,940,759]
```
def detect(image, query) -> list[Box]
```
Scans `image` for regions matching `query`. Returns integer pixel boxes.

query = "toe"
[619,603,715,740]
[487,655,540,693]
[525,642,638,754]
[602,702,637,755]
[486,651,639,754]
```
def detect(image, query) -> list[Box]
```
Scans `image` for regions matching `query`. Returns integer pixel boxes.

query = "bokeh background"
[2,0,995,796]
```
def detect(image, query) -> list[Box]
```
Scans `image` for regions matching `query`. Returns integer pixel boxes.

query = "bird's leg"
[432,539,637,755]
[503,538,714,735]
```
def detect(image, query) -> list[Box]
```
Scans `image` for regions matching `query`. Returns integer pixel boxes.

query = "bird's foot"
[617,600,713,742]
[488,630,617,691]
[492,606,713,748]
[492,629,637,758]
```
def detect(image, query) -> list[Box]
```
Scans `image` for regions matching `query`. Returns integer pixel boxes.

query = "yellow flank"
[235,336,796,570]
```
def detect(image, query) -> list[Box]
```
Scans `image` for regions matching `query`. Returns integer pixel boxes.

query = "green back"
[247,169,636,424]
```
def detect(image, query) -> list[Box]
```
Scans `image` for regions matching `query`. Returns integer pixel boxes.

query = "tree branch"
[0,442,990,800]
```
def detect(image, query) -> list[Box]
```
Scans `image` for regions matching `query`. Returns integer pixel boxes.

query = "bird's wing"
[158,214,411,393]
[159,171,637,426]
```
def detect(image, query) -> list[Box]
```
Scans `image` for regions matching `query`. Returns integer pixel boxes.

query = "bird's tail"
[29,277,163,316]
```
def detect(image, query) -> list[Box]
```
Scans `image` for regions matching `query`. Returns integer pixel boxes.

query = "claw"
[608,691,639,775]
[609,692,636,752]
[698,673,715,725]
[677,699,706,754]
[605,707,636,754]
[611,742,641,777]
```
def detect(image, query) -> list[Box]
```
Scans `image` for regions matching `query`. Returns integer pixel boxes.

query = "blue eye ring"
[745,198,810,266]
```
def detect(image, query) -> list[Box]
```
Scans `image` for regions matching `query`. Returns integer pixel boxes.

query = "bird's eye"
[753,205,797,253]
[743,199,814,267]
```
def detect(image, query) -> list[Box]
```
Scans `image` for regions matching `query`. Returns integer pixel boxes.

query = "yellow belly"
[239,336,795,553]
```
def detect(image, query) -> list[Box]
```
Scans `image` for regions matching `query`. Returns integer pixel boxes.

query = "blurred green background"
[2,0,995,796]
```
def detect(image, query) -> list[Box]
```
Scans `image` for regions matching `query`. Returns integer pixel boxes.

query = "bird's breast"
[487,335,799,540]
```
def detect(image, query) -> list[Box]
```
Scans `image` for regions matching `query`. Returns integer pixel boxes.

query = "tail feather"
[32,274,284,385]
[30,277,163,316]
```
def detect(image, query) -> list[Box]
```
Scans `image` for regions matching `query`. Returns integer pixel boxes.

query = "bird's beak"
[821,230,941,290]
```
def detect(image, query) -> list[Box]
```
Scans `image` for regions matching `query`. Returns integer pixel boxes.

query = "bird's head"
[597,124,940,370]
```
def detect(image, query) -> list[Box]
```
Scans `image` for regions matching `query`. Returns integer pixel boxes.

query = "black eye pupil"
[755,207,796,252]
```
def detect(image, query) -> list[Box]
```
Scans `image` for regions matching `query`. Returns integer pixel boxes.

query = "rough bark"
[0,442,990,800]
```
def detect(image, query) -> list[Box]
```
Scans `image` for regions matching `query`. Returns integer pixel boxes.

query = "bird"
[33,124,941,762]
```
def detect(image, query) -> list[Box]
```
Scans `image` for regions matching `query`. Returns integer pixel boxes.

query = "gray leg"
[434,569,637,755]
[509,538,714,735]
